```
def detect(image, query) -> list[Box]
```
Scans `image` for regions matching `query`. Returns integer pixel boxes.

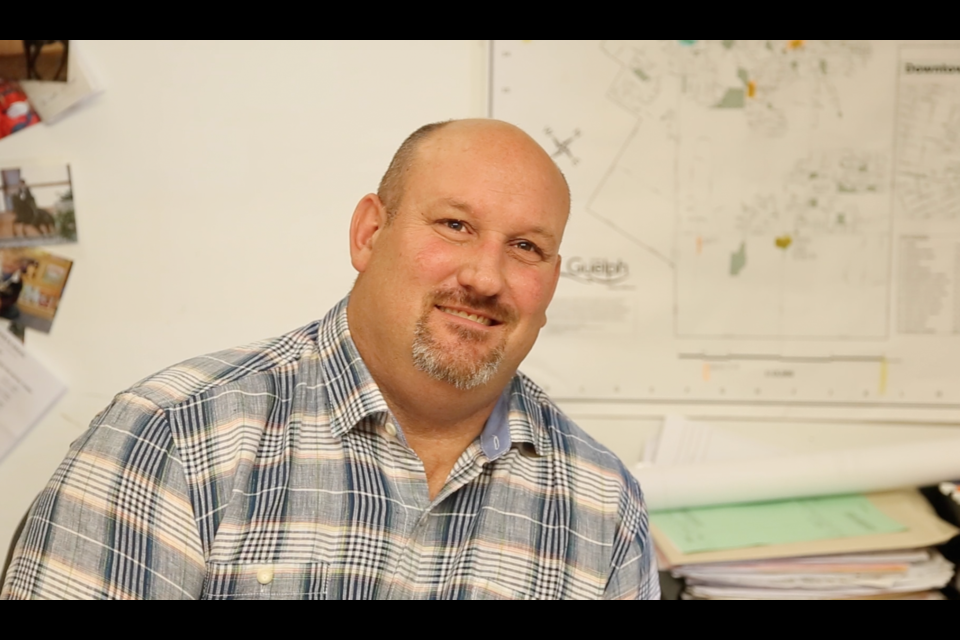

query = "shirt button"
[384,422,398,438]
[256,567,274,585]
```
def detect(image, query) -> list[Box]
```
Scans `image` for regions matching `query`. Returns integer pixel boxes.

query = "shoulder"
[513,372,643,506]
[122,320,322,412]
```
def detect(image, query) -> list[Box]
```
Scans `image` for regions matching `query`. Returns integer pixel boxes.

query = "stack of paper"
[653,489,958,599]
[641,416,960,599]
[673,549,954,600]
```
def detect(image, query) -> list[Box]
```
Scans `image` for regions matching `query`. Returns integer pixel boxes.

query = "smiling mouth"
[437,306,498,327]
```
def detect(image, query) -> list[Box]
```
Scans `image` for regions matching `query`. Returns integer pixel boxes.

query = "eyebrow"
[442,198,475,215]
[440,198,559,242]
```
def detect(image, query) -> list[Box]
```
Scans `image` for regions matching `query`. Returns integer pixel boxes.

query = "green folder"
[651,494,907,554]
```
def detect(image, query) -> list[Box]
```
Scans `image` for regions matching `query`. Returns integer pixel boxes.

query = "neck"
[347,293,513,500]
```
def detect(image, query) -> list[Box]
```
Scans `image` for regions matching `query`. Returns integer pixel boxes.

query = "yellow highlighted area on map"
[879,359,888,396]
[788,40,805,50]
[774,235,793,250]
[747,80,757,98]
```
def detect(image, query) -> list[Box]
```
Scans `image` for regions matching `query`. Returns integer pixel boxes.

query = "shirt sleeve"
[602,477,661,600]
[0,393,206,600]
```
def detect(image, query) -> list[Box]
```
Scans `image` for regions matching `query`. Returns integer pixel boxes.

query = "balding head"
[348,118,571,399]
[377,119,570,221]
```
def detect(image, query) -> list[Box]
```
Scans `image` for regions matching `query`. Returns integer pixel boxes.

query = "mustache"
[428,288,518,325]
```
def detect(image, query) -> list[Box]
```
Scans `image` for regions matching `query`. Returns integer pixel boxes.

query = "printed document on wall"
[0,329,66,461]
[491,40,960,420]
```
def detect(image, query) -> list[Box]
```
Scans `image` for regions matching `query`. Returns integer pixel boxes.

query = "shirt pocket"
[201,562,329,600]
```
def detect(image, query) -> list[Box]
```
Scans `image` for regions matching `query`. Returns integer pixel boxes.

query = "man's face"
[356,125,568,390]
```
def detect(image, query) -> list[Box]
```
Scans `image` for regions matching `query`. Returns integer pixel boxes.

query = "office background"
[0,40,955,551]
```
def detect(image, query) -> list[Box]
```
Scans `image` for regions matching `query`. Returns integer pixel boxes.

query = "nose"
[457,238,505,298]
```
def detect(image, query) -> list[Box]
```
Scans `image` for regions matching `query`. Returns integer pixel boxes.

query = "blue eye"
[516,241,545,258]
[512,241,547,260]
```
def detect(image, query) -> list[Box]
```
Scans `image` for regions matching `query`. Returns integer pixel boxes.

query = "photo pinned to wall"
[20,41,103,123]
[0,79,41,142]
[0,163,77,247]
[0,247,73,335]
[0,40,69,82]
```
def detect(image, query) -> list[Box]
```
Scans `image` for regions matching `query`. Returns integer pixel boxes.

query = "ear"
[349,194,389,273]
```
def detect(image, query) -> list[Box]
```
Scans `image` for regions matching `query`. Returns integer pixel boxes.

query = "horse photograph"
[0,164,77,247]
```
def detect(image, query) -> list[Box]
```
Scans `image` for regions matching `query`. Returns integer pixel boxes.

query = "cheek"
[412,238,459,281]
[509,269,554,320]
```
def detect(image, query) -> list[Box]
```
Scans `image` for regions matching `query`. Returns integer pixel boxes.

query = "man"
[1,119,659,600]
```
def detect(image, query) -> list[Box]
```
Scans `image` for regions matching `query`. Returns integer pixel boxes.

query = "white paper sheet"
[635,419,960,510]
[642,414,790,466]
[0,329,67,462]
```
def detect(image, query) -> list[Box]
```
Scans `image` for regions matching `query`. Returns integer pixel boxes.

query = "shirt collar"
[479,389,511,460]
[316,297,390,438]
[317,296,552,458]
[506,374,554,458]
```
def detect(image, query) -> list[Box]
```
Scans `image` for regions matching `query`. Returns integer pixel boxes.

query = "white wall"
[0,40,491,550]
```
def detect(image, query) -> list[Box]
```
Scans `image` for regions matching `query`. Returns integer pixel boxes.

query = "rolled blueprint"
[633,437,960,511]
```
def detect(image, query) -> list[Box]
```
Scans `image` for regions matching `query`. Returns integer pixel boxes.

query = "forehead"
[405,126,570,225]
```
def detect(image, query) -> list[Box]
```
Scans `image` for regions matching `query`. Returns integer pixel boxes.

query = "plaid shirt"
[2,298,659,600]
